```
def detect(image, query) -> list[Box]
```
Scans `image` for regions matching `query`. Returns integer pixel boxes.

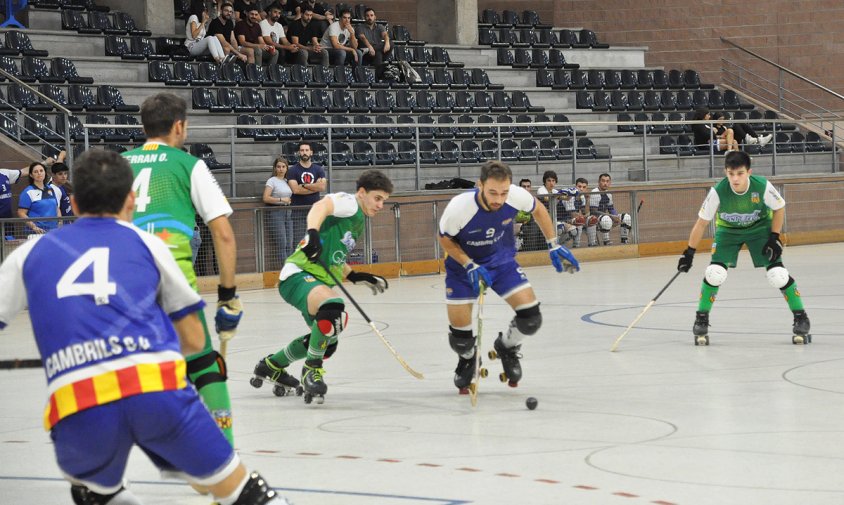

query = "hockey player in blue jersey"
[0,150,289,505]
[438,161,580,391]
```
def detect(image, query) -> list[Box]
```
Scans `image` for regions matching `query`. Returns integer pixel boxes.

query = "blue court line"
[0,475,470,504]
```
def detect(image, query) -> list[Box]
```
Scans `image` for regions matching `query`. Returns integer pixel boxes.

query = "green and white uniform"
[696,174,803,312]
[272,192,365,368]
[124,142,236,443]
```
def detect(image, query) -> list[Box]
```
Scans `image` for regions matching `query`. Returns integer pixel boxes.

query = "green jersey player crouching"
[677,151,810,345]
[250,170,393,403]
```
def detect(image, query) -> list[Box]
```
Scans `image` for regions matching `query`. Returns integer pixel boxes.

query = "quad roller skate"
[488,333,522,387]
[792,310,812,345]
[301,359,327,405]
[249,355,301,397]
[454,351,487,394]
[693,311,710,346]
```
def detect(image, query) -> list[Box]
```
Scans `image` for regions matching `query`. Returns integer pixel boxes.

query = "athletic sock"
[187,312,234,445]
[697,281,719,312]
[271,334,308,368]
[781,282,805,311]
[306,321,329,361]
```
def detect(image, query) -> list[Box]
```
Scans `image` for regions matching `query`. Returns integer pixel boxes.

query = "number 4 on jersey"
[56,248,117,305]
[132,167,152,212]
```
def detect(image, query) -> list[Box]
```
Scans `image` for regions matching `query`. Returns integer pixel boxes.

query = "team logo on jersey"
[304,275,316,283]
[502,218,513,225]
[751,192,760,203]
[212,409,232,430]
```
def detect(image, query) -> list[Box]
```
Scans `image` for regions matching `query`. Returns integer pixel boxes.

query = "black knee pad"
[316,302,347,337]
[232,472,280,505]
[187,350,228,390]
[514,304,542,336]
[448,326,474,356]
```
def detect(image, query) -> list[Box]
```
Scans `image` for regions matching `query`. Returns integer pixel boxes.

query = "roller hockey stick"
[468,283,488,407]
[317,259,424,379]
[609,270,682,352]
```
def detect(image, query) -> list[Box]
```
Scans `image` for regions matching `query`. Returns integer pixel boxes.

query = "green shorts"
[711,227,772,268]
[278,271,328,325]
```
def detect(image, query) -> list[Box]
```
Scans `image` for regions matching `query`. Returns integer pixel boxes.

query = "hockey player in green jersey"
[124,93,242,444]
[249,170,393,404]
[677,151,810,345]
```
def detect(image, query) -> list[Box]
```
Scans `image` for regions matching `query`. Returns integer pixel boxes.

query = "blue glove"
[463,261,492,297]
[215,286,243,342]
[548,239,579,274]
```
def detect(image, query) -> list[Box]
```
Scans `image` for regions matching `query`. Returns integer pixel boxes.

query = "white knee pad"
[704,264,728,286]
[599,214,613,232]
[620,212,632,229]
[766,266,790,289]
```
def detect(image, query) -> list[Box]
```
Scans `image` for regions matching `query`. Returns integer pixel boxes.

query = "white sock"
[217,472,250,505]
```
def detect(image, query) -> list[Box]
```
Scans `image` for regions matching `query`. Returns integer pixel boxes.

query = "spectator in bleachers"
[588,173,632,246]
[692,108,738,153]
[357,7,391,67]
[293,0,326,22]
[17,162,58,235]
[208,2,252,63]
[287,5,328,65]
[185,0,228,64]
[262,157,294,265]
[261,4,299,63]
[49,160,73,217]
[715,111,773,148]
[321,9,363,67]
[233,0,263,21]
[236,6,279,66]
[519,178,532,192]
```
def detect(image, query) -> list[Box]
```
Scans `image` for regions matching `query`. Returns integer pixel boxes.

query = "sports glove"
[762,232,783,263]
[301,228,322,262]
[555,187,579,198]
[677,246,696,272]
[347,270,389,295]
[215,285,243,342]
[463,261,492,297]
[548,238,579,273]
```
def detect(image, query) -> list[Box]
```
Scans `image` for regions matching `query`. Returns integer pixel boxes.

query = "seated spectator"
[207,1,252,63]
[184,0,227,64]
[716,111,773,148]
[17,161,58,235]
[236,6,279,66]
[287,5,328,65]
[357,7,391,67]
[261,4,299,62]
[321,9,363,66]
[692,107,738,153]
[293,0,325,22]
[587,173,632,246]
[233,0,263,21]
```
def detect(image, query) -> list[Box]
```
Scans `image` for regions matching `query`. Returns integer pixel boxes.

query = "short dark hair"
[724,150,751,170]
[599,173,611,181]
[339,8,352,17]
[575,177,588,185]
[479,160,512,183]
[518,178,531,186]
[221,2,234,9]
[73,150,134,215]
[542,170,557,183]
[141,93,187,138]
[267,4,281,13]
[298,141,311,150]
[694,108,709,121]
[364,7,375,15]
[356,169,393,193]
[302,6,314,13]
[51,162,69,174]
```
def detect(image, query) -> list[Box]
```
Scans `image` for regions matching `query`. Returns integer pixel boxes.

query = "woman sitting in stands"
[185,0,228,64]
[692,107,738,153]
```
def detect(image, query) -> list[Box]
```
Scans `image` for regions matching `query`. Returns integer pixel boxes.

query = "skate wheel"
[695,335,709,346]
[303,393,313,404]
[458,387,469,395]
[316,395,325,405]
[499,372,507,383]
[479,368,488,378]
[507,380,518,388]
[793,334,811,345]
[488,350,498,360]
[249,377,263,389]
[272,385,287,397]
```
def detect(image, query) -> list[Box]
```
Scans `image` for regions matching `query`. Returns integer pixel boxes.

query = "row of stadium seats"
[0,56,92,85]
[148,61,501,90]
[61,9,150,36]
[659,132,832,156]
[618,111,795,135]
[479,9,551,29]
[193,88,543,114]
[537,68,714,90]
[0,83,136,112]
[481,28,608,49]
[498,48,579,69]
[30,0,108,11]
[234,113,579,140]
[0,112,143,143]
[576,89,752,112]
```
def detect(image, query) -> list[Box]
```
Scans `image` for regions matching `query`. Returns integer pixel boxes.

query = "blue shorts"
[445,257,530,303]
[50,388,238,495]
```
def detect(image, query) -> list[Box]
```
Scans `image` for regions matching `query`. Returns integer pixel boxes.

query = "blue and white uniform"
[0,217,238,494]
[439,186,536,303]
[589,187,617,216]
[0,168,21,218]
[50,182,73,217]
[18,184,59,232]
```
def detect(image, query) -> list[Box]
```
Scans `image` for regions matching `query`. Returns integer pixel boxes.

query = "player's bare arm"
[438,234,471,267]
[207,215,237,289]
[306,194,334,230]
[173,313,207,355]
[687,217,710,250]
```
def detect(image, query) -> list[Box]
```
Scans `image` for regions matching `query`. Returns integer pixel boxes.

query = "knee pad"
[514,304,542,336]
[187,350,228,390]
[72,486,142,505]
[620,212,632,229]
[599,214,613,232]
[449,326,475,358]
[766,265,791,289]
[316,301,347,337]
[231,472,281,505]
[587,215,598,227]
[572,215,586,226]
[704,263,728,287]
